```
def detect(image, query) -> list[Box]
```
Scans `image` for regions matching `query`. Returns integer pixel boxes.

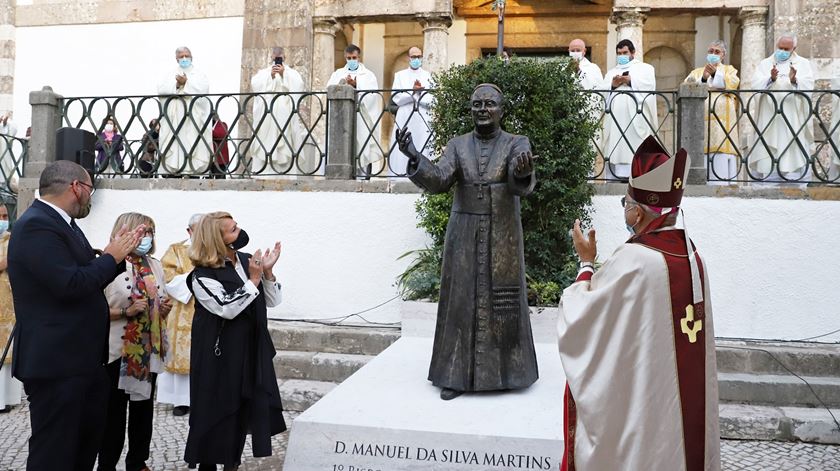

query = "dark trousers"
[97,360,156,471]
[23,367,109,471]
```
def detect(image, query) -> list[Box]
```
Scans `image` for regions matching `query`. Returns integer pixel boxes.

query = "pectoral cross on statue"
[680,304,703,343]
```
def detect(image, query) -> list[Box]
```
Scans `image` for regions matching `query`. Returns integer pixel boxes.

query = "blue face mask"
[626,223,636,235]
[178,58,192,69]
[0,221,8,233]
[707,54,721,64]
[346,59,359,71]
[617,55,631,66]
[775,49,791,62]
[409,58,422,70]
[134,236,153,256]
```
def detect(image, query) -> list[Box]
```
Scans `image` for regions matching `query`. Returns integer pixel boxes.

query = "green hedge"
[398,57,598,305]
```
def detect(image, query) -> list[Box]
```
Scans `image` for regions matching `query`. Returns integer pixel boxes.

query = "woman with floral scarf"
[97,212,172,471]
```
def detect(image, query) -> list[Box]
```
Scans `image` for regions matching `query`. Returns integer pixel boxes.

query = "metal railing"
[0,134,28,219]
[707,89,840,184]
[60,92,327,178]
[352,88,437,178]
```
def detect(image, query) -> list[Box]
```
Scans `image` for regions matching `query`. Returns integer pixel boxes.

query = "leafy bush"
[399,56,598,305]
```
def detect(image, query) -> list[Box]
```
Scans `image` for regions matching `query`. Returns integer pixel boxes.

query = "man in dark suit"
[8,160,144,470]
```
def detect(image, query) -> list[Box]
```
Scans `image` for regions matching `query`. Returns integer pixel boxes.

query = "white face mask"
[569,51,584,61]
[104,124,114,132]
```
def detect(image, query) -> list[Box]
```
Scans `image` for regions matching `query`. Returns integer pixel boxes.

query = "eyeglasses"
[76,180,95,196]
[621,196,637,209]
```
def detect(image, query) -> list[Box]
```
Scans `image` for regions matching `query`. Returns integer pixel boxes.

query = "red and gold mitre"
[628,136,689,208]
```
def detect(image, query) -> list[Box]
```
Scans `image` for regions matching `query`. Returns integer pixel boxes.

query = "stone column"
[312,17,341,92]
[417,14,452,74]
[325,84,356,180]
[678,83,709,184]
[738,6,769,89]
[19,86,63,211]
[0,0,13,117]
[611,7,649,62]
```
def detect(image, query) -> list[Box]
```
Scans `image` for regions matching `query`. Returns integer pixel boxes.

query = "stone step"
[275,350,374,383]
[269,321,400,355]
[719,402,840,444]
[719,372,840,408]
[716,340,840,377]
[278,379,337,412]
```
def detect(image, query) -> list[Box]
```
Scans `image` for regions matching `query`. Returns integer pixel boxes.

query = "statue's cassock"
[557,137,720,471]
[409,129,539,392]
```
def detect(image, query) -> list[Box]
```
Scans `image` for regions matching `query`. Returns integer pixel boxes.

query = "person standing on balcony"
[685,40,741,184]
[327,44,383,177]
[600,39,658,180]
[157,46,213,177]
[157,214,202,418]
[569,39,602,90]
[749,33,815,182]
[95,116,125,174]
[557,136,720,471]
[389,46,434,177]
[250,47,316,175]
[0,203,21,414]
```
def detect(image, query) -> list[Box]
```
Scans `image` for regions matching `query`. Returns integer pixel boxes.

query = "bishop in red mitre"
[557,136,720,471]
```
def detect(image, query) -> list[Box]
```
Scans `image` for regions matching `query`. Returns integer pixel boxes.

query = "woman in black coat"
[184,211,286,471]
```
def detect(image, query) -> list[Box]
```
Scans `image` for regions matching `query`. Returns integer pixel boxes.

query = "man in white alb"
[389,46,434,177]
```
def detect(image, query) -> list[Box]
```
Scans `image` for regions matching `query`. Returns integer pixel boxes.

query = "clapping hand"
[175,74,187,87]
[703,63,716,81]
[345,75,357,88]
[513,151,535,179]
[260,242,282,279]
[248,249,264,286]
[770,65,778,82]
[104,224,146,261]
[789,66,798,85]
[413,79,423,91]
[571,219,597,263]
[160,297,173,316]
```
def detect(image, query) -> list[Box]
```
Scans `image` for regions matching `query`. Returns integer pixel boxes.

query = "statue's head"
[471,83,504,134]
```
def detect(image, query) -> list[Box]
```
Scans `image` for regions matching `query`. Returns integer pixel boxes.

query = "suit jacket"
[8,199,123,379]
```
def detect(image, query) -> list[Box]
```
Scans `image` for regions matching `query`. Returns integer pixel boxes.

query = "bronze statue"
[397,83,539,400]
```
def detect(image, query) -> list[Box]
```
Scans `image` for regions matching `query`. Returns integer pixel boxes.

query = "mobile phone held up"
[622,71,629,76]
[274,57,284,66]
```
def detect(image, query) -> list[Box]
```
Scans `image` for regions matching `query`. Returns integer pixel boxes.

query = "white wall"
[75,189,429,325]
[447,19,468,67]
[589,193,840,343]
[72,188,840,342]
[12,17,245,136]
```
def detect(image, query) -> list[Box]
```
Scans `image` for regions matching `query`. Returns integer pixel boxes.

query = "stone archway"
[645,45,689,154]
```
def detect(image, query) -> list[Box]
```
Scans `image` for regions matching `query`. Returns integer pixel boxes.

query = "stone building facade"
[2,0,839,119]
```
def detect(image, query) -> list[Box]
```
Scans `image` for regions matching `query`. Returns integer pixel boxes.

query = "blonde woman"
[98,212,172,471]
[184,212,285,471]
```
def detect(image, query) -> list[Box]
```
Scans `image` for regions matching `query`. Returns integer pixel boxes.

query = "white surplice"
[600,60,659,176]
[157,65,213,175]
[749,53,815,177]
[389,67,434,176]
[576,58,603,91]
[250,65,319,174]
[557,236,720,471]
[328,64,384,168]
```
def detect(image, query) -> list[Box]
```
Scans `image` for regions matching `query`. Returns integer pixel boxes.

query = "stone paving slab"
[2,395,840,470]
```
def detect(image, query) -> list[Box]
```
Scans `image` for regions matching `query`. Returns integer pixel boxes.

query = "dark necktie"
[70,219,90,249]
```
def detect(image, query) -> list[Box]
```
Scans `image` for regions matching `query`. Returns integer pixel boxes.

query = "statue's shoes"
[440,388,463,400]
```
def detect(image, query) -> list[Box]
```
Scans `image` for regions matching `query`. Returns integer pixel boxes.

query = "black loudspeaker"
[55,127,96,173]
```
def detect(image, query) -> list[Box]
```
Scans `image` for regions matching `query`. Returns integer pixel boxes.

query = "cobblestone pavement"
[2,396,840,470]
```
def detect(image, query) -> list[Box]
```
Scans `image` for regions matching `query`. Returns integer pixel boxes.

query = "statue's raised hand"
[396,127,420,164]
[513,151,534,178]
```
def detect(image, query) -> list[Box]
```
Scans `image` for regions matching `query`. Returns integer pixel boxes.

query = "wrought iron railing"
[60,92,327,177]
[0,134,28,219]
[584,89,679,181]
[353,88,437,178]
[707,89,840,184]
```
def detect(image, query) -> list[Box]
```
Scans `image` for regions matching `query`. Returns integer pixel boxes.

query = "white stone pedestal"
[283,305,566,471]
